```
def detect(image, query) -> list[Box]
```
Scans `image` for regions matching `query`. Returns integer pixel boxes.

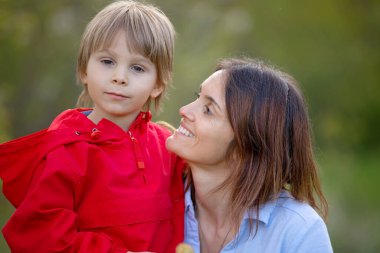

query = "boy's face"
[82,30,162,127]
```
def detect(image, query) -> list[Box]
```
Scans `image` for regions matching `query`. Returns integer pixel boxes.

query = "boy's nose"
[112,78,127,85]
[112,68,127,85]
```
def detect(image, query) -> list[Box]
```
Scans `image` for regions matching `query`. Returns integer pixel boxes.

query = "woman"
[166,58,333,253]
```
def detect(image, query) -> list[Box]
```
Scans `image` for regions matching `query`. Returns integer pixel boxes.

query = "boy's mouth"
[105,92,129,99]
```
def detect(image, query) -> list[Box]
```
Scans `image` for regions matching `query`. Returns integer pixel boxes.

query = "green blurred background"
[0,0,379,252]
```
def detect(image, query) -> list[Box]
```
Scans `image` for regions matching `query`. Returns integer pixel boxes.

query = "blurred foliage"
[0,0,379,252]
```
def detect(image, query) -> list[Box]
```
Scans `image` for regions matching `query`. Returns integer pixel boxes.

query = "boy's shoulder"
[0,109,90,207]
[154,121,176,133]
[147,120,175,138]
[0,108,89,155]
[0,127,80,208]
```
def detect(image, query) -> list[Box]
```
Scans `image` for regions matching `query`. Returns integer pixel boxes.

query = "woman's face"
[166,70,234,167]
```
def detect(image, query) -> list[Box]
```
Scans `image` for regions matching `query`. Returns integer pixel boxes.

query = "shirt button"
[91,128,101,139]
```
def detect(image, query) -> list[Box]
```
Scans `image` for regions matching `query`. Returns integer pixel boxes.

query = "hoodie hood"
[0,108,151,207]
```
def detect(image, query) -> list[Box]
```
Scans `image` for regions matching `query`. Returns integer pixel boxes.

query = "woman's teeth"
[177,125,195,137]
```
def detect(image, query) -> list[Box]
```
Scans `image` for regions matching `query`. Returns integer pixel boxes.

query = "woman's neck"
[191,164,231,217]
[190,164,235,253]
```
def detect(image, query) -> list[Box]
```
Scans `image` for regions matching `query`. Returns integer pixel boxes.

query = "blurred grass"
[320,151,380,252]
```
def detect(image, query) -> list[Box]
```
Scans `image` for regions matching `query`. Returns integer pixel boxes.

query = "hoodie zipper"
[128,131,148,184]
[128,131,145,169]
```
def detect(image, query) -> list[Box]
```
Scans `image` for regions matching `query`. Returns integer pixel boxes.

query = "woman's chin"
[166,134,189,160]
[165,134,178,153]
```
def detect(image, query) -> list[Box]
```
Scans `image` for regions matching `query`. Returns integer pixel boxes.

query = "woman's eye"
[100,59,114,65]
[131,65,144,72]
[203,105,212,115]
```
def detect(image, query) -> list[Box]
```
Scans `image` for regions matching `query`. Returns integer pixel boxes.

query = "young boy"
[0,1,184,252]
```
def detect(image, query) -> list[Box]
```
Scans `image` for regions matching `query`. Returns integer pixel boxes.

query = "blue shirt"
[184,189,333,253]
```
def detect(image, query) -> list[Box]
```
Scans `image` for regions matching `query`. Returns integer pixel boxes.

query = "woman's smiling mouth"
[177,125,195,137]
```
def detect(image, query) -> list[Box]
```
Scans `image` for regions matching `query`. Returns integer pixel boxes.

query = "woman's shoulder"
[250,190,326,234]
[266,191,333,252]
[274,191,323,223]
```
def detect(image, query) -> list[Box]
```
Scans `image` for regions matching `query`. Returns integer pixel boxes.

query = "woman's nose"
[112,67,127,85]
[179,102,196,121]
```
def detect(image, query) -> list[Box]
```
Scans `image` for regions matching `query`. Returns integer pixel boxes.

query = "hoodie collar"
[48,108,151,143]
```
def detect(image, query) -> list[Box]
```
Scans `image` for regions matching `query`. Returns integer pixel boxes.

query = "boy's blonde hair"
[76,0,175,110]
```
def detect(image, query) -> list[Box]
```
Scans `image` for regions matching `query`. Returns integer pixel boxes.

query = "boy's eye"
[101,59,114,65]
[131,65,144,72]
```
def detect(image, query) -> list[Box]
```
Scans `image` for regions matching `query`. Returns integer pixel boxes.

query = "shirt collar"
[185,188,292,225]
[185,188,196,216]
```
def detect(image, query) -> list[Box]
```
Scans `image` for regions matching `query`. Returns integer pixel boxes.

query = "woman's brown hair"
[215,58,328,235]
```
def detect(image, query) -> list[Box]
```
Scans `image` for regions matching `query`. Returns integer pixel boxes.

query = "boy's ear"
[150,85,164,98]
[80,72,87,84]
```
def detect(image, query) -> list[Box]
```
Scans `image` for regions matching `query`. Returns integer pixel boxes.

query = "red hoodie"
[0,108,184,253]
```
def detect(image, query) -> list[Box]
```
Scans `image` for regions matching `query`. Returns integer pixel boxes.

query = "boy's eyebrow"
[130,54,154,64]
[96,48,115,56]
[96,48,153,64]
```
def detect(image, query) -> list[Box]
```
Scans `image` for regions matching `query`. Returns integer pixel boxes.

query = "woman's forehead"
[200,70,226,90]
[199,70,228,111]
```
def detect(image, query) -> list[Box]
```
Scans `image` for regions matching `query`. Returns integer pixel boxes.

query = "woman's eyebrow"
[205,95,221,111]
[199,85,222,111]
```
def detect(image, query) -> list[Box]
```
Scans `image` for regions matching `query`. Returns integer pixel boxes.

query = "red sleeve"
[166,154,186,253]
[2,147,125,253]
